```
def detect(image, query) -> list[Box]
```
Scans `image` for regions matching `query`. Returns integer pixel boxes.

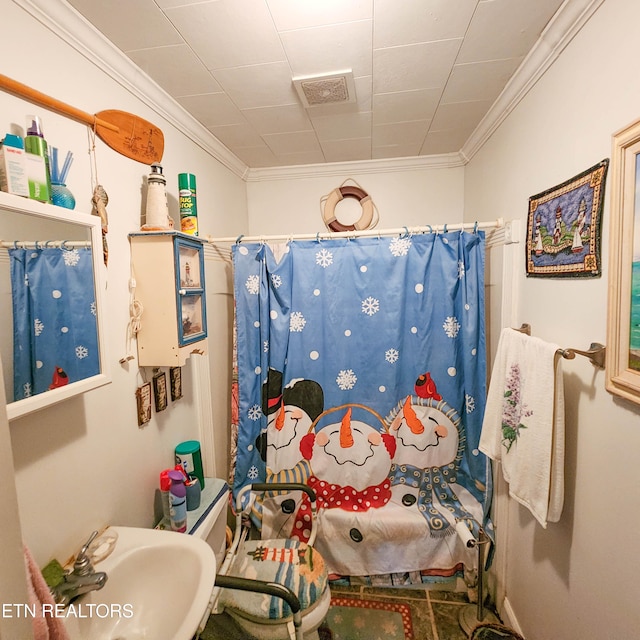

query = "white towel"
[480,328,565,527]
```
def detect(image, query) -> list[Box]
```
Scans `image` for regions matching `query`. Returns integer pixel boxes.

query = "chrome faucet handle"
[73,530,99,576]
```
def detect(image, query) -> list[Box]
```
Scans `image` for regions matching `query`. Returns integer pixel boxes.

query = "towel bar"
[514,324,606,369]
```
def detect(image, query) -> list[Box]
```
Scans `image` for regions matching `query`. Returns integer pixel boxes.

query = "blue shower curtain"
[232,232,492,577]
[10,246,100,401]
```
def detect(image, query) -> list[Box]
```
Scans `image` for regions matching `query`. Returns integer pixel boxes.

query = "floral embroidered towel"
[479,328,565,528]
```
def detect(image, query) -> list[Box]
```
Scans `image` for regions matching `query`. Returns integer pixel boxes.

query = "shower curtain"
[10,246,100,401]
[232,232,492,578]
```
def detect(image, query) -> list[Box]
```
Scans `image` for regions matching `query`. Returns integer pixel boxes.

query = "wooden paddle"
[0,73,164,164]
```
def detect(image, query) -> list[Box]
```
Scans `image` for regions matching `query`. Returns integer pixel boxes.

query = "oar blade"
[95,110,164,164]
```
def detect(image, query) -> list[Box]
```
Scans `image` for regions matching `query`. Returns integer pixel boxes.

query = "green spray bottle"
[24,115,52,203]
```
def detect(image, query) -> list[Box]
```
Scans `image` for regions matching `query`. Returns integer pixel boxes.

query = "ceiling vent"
[293,70,356,108]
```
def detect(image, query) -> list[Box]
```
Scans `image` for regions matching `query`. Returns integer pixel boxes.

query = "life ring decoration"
[321,180,379,232]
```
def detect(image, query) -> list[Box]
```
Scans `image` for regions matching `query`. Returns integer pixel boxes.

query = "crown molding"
[13,0,249,180]
[245,151,466,182]
[14,0,602,181]
[460,0,605,163]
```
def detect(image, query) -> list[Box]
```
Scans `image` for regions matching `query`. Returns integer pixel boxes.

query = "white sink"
[62,526,216,640]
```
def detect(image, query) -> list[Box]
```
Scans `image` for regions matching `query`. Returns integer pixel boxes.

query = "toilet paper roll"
[455,520,477,548]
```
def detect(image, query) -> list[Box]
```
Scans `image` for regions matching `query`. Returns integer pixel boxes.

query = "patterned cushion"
[218,538,328,621]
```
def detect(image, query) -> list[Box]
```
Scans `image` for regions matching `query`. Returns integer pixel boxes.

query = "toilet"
[190,486,331,640]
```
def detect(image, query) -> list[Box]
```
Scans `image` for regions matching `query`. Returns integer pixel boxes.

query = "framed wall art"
[136,382,152,426]
[606,118,640,404]
[153,369,168,412]
[170,366,183,401]
[526,159,609,278]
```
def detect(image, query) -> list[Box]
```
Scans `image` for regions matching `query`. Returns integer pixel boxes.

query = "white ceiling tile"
[154,0,206,8]
[177,93,246,127]
[127,45,222,97]
[233,144,281,168]
[242,104,313,135]
[458,0,565,63]
[373,39,462,93]
[321,138,372,163]
[266,0,373,31]
[280,20,373,78]
[373,143,423,159]
[213,62,299,109]
[441,58,522,104]
[68,0,183,51]
[67,0,567,167]
[207,123,265,148]
[420,128,469,155]
[374,0,477,48]
[164,0,285,70]
[429,99,493,132]
[263,130,323,155]
[274,150,328,166]
[373,120,430,147]
[311,112,372,141]
[373,88,440,125]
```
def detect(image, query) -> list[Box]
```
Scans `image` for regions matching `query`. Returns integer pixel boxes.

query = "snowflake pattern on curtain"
[10,247,100,401]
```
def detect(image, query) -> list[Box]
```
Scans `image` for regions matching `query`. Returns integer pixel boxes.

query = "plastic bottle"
[168,469,187,532]
[178,173,198,236]
[159,469,172,524]
[24,115,52,202]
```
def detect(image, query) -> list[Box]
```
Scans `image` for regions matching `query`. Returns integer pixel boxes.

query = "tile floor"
[201,583,500,640]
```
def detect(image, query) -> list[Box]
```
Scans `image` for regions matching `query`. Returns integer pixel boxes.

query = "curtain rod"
[0,240,91,249]
[207,218,504,245]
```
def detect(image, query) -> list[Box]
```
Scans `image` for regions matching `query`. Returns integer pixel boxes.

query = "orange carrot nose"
[275,400,285,431]
[340,408,354,448]
[402,396,424,434]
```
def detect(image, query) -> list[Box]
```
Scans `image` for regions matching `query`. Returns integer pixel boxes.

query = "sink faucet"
[51,531,108,606]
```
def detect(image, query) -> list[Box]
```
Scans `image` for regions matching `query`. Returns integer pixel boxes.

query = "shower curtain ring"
[401,226,409,238]
[235,234,244,244]
[61,240,71,250]
[443,224,448,233]
[316,232,321,243]
[473,221,478,234]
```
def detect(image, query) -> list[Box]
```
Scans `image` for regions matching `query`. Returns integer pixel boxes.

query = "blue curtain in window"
[232,233,492,576]
[10,246,100,401]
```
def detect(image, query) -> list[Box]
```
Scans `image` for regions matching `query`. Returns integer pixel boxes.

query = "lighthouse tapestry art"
[232,232,492,579]
[526,159,609,278]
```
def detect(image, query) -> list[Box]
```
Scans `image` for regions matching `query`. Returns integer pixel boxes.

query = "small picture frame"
[136,382,152,426]
[153,370,168,412]
[170,366,183,401]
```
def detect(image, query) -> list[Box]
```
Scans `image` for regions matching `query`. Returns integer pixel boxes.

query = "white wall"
[246,165,465,235]
[1,0,248,569]
[465,0,640,637]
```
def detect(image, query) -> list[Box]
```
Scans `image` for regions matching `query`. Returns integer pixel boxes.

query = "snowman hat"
[261,368,283,416]
[283,378,324,422]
